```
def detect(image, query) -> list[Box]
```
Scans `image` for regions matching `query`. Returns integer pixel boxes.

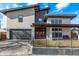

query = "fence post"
[71,38,73,55]
[46,39,47,47]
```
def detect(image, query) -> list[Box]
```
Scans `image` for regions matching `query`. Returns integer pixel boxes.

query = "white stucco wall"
[6,8,35,29]
[46,18,71,39]
[47,18,71,24]
[62,28,71,38]
[46,27,52,40]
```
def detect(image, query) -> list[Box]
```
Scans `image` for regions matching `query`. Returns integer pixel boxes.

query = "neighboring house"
[0,4,79,40]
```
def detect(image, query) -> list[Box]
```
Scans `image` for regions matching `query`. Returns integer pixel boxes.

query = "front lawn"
[31,39,79,48]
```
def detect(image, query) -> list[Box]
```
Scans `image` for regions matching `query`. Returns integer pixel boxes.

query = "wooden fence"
[31,39,79,48]
[0,32,7,41]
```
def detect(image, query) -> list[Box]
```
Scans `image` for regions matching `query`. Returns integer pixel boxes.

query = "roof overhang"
[35,7,49,13]
[45,14,77,19]
[0,4,39,14]
[32,23,79,28]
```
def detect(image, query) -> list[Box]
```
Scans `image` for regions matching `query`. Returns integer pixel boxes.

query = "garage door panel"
[10,29,31,40]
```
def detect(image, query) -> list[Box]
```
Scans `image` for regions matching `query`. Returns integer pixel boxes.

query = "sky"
[0,3,79,28]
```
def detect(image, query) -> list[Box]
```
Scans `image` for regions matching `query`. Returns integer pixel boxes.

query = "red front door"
[35,28,46,39]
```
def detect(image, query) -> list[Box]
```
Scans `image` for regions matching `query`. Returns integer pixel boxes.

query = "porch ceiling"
[32,23,79,28]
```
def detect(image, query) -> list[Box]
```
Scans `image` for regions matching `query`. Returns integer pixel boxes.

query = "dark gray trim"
[0,4,39,14]
[33,23,79,28]
[45,14,77,19]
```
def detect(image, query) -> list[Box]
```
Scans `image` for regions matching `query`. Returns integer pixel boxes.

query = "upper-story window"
[38,18,44,24]
[39,18,42,22]
[18,15,23,22]
[51,20,62,24]
[47,20,51,24]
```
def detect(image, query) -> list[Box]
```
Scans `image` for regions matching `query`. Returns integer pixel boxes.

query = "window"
[39,18,42,22]
[55,32,59,37]
[52,28,62,38]
[51,20,62,24]
[59,33,62,37]
[51,20,54,24]
[18,15,23,22]
[55,20,58,24]
[59,20,62,24]
[38,18,43,24]
[47,20,51,24]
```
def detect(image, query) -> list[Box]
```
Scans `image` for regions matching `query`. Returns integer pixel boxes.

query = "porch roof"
[32,23,79,28]
[45,14,77,19]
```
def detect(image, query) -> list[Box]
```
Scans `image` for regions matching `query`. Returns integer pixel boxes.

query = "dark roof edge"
[32,23,79,28]
[45,14,77,19]
[39,7,50,11]
[0,4,39,14]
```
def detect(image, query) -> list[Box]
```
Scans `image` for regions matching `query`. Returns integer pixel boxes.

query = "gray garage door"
[10,29,32,40]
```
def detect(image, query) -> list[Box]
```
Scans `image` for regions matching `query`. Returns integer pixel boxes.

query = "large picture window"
[52,28,62,39]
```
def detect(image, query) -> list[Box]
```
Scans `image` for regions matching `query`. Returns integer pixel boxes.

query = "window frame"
[52,28,62,39]
[18,15,23,22]
[51,20,62,24]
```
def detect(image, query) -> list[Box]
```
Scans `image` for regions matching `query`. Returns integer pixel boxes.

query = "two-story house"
[0,4,79,40]
[0,4,39,40]
[33,14,77,40]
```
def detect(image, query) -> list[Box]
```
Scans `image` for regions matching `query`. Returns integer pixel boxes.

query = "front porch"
[31,23,79,48]
[33,23,79,40]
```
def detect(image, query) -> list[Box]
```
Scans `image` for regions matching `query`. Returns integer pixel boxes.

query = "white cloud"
[0,4,19,10]
[74,10,79,14]
[45,4,48,8]
[27,3,37,5]
[12,4,18,7]
[56,3,69,11]
[0,4,6,10]
[6,5,10,9]
[71,14,79,24]
[71,17,79,24]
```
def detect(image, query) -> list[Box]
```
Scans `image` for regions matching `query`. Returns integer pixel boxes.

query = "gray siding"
[35,10,47,23]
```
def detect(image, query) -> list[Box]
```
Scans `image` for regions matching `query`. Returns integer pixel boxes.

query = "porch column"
[46,27,52,40]
[74,28,79,40]
[75,28,79,40]
[31,27,35,40]
[7,29,9,39]
[78,29,79,40]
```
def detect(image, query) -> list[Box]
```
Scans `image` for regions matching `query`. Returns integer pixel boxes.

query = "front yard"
[31,39,79,48]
